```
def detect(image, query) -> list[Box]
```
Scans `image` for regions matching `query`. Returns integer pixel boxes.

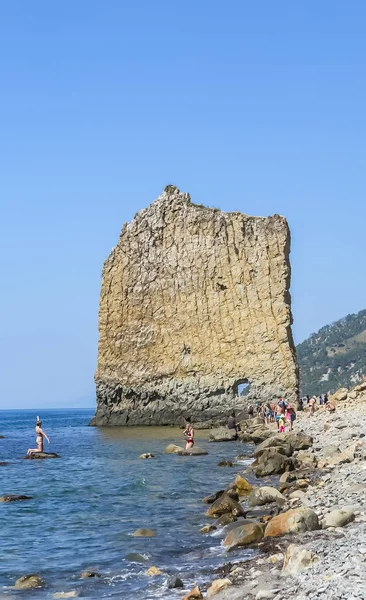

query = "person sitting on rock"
[227,411,241,435]
[183,418,194,449]
[27,416,50,456]
[326,400,336,413]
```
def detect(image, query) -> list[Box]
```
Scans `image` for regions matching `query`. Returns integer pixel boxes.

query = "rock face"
[91,186,298,426]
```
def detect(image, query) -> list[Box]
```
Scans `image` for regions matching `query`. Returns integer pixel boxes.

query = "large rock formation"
[91,186,298,426]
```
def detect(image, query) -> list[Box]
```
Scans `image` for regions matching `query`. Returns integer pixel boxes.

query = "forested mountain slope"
[297,309,366,396]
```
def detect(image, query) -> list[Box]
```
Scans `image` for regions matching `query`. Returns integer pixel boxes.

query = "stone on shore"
[248,486,286,507]
[209,428,237,442]
[133,528,156,537]
[285,431,313,451]
[15,575,45,589]
[24,452,60,459]
[0,494,33,503]
[265,508,319,537]
[182,585,203,599]
[206,494,245,518]
[249,428,275,444]
[282,544,319,575]
[252,449,293,477]
[323,508,355,529]
[206,578,232,597]
[232,474,253,495]
[223,522,264,550]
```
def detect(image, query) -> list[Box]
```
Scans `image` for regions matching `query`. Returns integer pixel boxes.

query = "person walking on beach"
[183,418,194,449]
[27,416,50,455]
[286,404,296,431]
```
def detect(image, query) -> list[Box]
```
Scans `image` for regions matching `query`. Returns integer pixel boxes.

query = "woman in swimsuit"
[27,416,50,455]
[183,418,194,450]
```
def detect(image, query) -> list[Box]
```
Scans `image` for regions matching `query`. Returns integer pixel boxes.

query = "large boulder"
[265,508,319,537]
[206,494,245,519]
[15,575,45,589]
[282,544,319,575]
[323,508,355,529]
[248,486,286,507]
[285,432,313,451]
[252,449,293,477]
[254,436,293,457]
[223,522,264,550]
[249,428,275,444]
[331,387,348,402]
[209,428,237,442]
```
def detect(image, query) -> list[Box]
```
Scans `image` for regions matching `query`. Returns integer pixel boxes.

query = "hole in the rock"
[236,380,251,396]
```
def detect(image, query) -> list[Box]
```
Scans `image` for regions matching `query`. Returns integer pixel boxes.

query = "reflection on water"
[0,409,256,599]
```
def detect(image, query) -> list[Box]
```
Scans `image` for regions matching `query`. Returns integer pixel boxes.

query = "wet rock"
[182,585,203,600]
[254,435,293,457]
[15,575,45,589]
[165,575,184,588]
[264,508,319,537]
[206,578,232,597]
[206,493,245,518]
[252,449,293,477]
[80,571,101,578]
[214,513,237,527]
[200,524,217,533]
[223,522,264,550]
[53,593,79,599]
[282,543,319,575]
[202,490,225,504]
[232,474,253,495]
[0,495,32,503]
[248,486,286,507]
[146,566,162,576]
[133,528,156,537]
[164,444,184,454]
[24,452,60,459]
[0,462,8,466]
[236,453,253,461]
[175,447,208,456]
[217,460,233,467]
[209,428,237,442]
[323,508,355,529]
[139,453,154,459]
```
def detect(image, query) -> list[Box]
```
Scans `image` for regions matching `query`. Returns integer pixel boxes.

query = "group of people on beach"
[299,394,336,415]
[248,398,297,432]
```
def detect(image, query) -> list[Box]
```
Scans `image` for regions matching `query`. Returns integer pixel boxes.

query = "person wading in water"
[27,416,50,456]
[183,418,194,449]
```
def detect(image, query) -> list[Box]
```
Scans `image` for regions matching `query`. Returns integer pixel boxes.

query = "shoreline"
[192,385,366,600]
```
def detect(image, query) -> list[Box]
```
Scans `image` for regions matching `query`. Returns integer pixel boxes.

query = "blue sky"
[1,1,365,408]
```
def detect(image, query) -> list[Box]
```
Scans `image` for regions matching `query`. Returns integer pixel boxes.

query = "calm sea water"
[0,410,255,599]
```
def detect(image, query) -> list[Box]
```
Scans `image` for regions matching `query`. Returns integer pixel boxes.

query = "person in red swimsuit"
[183,418,194,449]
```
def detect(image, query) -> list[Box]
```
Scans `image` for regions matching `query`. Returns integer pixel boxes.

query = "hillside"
[297,309,366,396]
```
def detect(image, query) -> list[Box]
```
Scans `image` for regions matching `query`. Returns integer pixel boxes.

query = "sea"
[0,409,256,599]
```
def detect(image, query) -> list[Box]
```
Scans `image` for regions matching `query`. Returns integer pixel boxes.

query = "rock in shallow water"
[24,452,60,459]
[223,522,264,550]
[206,494,245,519]
[0,494,32,503]
[15,574,45,589]
[133,528,156,537]
[165,575,184,588]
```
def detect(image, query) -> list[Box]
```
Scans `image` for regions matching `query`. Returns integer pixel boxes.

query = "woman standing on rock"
[27,416,50,456]
[183,418,194,449]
